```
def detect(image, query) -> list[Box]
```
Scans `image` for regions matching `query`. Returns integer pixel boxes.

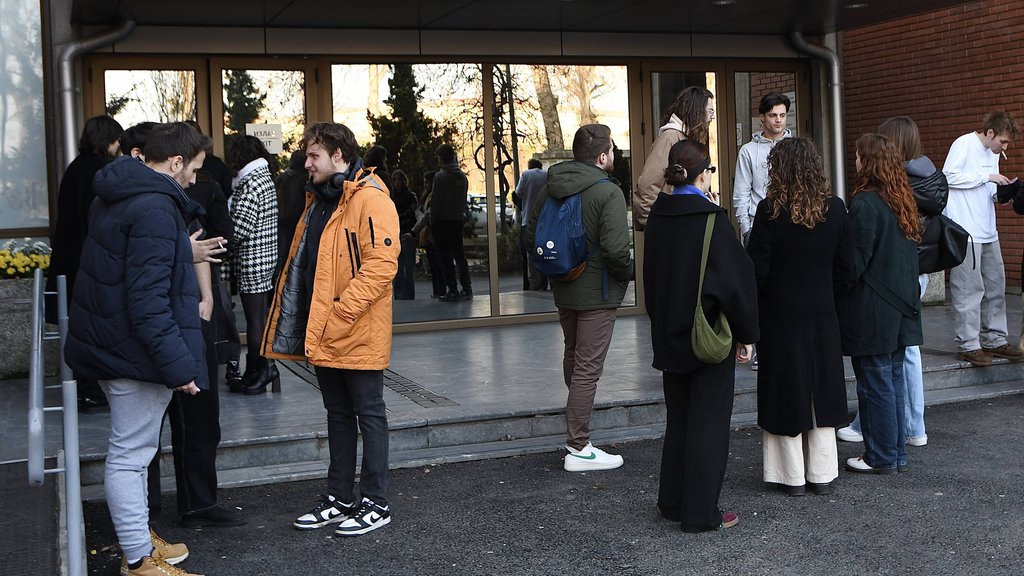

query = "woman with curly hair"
[746,137,853,496]
[839,133,923,475]
[633,86,716,230]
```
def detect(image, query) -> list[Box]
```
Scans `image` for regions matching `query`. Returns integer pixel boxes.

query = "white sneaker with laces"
[563,442,624,472]
[293,495,353,530]
[335,498,391,537]
[907,435,928,447]
[836,426,863,443]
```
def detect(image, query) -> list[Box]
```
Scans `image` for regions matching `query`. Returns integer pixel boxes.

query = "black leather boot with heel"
[232,353,258,394]
[244,357,281,395]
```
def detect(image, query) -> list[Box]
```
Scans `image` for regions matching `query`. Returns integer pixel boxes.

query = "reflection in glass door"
[494,64,636,315]
[221,69,307,168]
[331,63,489,324]
[105,69,198,127]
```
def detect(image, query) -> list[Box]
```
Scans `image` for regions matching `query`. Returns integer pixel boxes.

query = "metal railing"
[27,269,84,576]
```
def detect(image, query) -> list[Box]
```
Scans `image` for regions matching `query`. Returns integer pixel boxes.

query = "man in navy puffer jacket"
[66,122,209,576]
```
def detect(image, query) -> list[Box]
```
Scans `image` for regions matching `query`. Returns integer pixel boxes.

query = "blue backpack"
[533,179,607,282]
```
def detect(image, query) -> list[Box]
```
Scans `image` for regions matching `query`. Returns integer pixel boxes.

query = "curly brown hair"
[765,137,830,229]
[853,133,921,242]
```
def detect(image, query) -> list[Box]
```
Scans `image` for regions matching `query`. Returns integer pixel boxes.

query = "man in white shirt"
[942,111,1024,366]
[733,92,792,245]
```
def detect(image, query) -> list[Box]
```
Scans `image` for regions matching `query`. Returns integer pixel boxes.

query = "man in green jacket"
[526,124,634,472]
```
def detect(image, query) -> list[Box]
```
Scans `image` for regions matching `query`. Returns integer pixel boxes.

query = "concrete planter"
[0,278,57,379]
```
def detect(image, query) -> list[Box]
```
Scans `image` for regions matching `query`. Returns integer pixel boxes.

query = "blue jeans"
[849,274,927,440]
[851,351,908,470]
[314,367,390,505]
[848,344,926,439]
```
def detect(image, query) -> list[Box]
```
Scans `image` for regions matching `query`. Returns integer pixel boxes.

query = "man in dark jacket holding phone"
[66,122,209,576]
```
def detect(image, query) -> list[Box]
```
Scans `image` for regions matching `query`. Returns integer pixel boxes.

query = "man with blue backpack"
[526,124,634,472]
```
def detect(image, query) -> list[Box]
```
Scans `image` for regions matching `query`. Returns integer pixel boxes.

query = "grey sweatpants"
[100,378,173,563]
[949,239,1009,352]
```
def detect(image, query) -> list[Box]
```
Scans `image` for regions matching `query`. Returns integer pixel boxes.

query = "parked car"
[467,194,515,235]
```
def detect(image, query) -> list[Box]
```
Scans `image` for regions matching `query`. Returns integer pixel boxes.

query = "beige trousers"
[762,427,839,486]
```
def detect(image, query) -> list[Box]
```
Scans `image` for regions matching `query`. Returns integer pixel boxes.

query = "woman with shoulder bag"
[838,133,923,475]
[838,117,948,449]
[643,139,759,532]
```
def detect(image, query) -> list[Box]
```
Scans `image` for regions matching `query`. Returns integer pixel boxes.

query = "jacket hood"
[93,156,197,212]
[545,160,614,200]
[904,155,937,178]
[659,114,684,136]
[751,129,792,144]
[649,192,726,217]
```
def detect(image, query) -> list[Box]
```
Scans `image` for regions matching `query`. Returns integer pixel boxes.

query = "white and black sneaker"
[334,497,391,537]
[293,495,354,530]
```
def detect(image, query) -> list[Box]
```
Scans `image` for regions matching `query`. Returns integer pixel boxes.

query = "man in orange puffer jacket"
[263,122,400,537]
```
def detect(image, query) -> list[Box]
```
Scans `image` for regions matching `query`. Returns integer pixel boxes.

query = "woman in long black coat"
[645,139,759,532]
[746,137,853,496]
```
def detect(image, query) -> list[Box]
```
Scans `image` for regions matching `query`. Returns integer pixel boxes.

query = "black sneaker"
[334,498,391,536]
[180,504,247,528]
[293,495,354,530]
[460,289,473,300]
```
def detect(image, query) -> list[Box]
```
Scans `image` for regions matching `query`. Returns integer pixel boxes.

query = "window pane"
[222,69,306,164]
[0,0,48,231]
[495,64,635,315]
[105,70,198,127]
[332,63,487,323]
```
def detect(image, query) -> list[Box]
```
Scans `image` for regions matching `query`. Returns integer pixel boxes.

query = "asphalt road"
[86,394,1024,576]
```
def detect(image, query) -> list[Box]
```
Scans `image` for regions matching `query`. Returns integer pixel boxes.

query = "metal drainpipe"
[790,31,845,200]
[58,20,135,168]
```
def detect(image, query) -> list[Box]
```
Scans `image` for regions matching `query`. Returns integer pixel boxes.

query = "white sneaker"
[836,426,863,443]
[563,442,624,472]
[293,495,354,530]
[907,435,928,447]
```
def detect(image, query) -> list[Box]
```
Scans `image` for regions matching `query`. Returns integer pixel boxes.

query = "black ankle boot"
[225,359,242,390]
[232,353,258,393]
[244,358,281,395]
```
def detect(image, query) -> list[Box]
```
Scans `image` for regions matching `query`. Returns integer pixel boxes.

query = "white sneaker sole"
[907,436,928,447]
[563,455,624,472]
[334,515,391,537]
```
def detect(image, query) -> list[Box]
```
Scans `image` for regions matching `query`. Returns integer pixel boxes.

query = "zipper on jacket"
[350,231,362,272]
[344,227,357,278]
[368,217,376,247]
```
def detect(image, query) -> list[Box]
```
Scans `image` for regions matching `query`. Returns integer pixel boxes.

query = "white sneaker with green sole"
[564,442,624,472]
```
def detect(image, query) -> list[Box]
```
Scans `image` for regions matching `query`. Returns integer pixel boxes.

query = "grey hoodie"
[732,129,792,238]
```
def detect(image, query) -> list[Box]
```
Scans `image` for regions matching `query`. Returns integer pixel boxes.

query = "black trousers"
[148,319,222,518]
[658,355,736,532]
[314,366,390,505]
[432,220,471,293]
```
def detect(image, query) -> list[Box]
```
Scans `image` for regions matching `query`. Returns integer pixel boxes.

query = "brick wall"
[843,0,1024,286]
[749,72,797,118]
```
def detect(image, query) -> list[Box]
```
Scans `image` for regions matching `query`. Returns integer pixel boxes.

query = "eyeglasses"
[705,165,717,174]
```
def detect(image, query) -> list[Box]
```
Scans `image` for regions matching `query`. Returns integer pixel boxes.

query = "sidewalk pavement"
[84,393,1024,576]
[4,296,1021,467]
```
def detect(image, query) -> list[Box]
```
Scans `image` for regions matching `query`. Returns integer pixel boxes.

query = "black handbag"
[918,214,970,274]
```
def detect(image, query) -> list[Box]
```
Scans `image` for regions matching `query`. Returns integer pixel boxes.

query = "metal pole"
[27,269,45,486]
[57,276,85,576]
